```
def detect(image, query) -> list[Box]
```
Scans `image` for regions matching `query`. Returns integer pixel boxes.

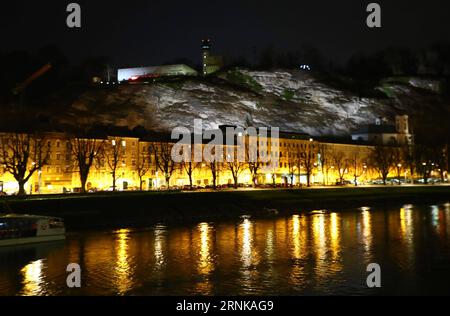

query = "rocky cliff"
[3,69,449,139]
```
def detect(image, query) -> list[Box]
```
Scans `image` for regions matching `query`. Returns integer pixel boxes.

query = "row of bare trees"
[0,134,153,195]
[1,132,448,195]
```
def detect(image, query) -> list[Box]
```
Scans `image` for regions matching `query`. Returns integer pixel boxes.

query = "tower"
[395,115,409,134]
[201,39,211,76]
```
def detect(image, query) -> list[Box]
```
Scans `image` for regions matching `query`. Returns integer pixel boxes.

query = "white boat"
[0,214,66,247]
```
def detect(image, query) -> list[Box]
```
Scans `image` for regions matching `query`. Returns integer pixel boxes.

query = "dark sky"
[1,0,450,67]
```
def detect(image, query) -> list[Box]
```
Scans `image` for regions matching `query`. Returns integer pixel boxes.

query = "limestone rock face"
[19,69,450,137]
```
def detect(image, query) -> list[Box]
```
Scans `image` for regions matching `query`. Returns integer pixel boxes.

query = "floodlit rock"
[4,69,448,138]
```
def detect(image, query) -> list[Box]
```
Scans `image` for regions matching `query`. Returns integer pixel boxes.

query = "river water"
[1,203,450,296]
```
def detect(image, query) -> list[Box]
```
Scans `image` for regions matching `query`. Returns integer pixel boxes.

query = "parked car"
[335,180,352,186]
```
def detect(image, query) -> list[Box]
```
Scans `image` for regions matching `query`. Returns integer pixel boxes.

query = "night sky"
[1,0,450,67]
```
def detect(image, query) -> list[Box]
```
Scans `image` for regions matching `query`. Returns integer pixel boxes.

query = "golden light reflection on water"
[361,210,373,260]
[289,215,309,287]
[238,219,261,292]
[194,223,215,295]
[311,213,330,283]
[20,259,45,296]
[292,215,301,260]
[400,207,414,241]
[241,219,254,269]
[265,229,274,261]
[197,223,214,276]
[312,214,326,261]
[6,203,450,296]
[114,229,134,295]
[154,225,166,270]
[329,213,341,262]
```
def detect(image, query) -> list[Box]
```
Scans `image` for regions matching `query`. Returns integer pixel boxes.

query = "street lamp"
[397,163,402,185]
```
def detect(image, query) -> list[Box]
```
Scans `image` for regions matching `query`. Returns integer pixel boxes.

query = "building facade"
[352,115,414,145]
[117,64,198,82]
[201,39,224,76]
[0,130,409,195]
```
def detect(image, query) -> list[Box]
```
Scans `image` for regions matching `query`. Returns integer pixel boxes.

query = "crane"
[13,63,52,111]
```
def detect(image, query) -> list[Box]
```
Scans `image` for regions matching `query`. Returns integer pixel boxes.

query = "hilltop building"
[117,64,198,82]
[201,39,224,76]
[352,115,414,145]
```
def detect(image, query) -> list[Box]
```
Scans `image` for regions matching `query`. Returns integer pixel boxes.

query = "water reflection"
[114,229,134,295]
[240,219,256,269]
[2,204,450,296]
[20,259,45,296]
[291,215,302,260]
[329,213,341,262]
[400,207,414,242]
[361,210,373,262]
[238,219,261,294]
[289,215,309,289]
[194,223,215,295]
[154,225,166,270]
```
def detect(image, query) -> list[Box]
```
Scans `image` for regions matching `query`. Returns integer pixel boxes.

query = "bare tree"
[349,152,364,186]
[369,145,396,185]
[226,148,246,189]
[318,144,330,186]
[392,147,404,185]
[151,141,177,189]
[402,143,416,184]
[207,161,222,190]
[179,145,200,190]
[286,147,297,186]
[246,143,262,187]
[293,144,305,187]
[135,144,151,191]
[432,143,448,182]
[70,137,105,193]
[0,133,50,196]
[415,144,434,184]
[332,151,349,185]
[302,141,317,187]
[105,138,125,192]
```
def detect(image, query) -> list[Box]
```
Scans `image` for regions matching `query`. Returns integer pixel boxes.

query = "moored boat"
[0,214,65,247]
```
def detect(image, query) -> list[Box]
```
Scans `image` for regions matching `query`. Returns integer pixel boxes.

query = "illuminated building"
[201,39,224,76]
[0,129,412,195]
[352,115,414,145]
[118,64,198,82]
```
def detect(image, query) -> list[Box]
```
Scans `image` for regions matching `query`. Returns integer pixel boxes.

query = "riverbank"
[1,186,450,230]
